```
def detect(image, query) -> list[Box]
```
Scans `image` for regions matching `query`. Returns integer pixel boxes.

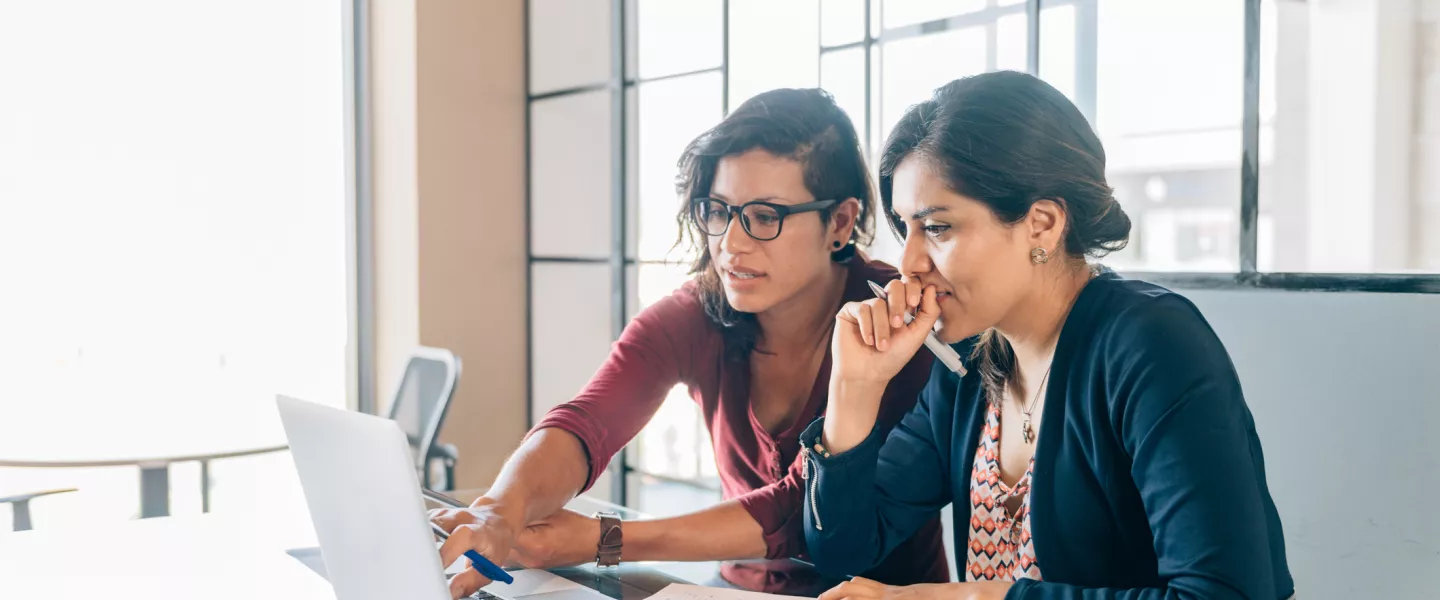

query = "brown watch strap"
[595,512,623,568]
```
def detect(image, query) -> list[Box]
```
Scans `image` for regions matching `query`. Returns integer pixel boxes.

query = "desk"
[444,490,835,597]
[0,488,833,600]
[0,392,291,518]
[0,511,334,600]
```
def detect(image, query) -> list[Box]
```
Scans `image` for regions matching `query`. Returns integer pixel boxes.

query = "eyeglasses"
[690,197,837,241]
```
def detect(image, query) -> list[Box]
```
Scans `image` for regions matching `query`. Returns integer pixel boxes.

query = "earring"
[1030,247,1050,265]
[833,240,843,249]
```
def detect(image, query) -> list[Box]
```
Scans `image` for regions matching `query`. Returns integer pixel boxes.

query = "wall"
[1213,8,1440,594]
[1185,289,1440,599]
[372,0,528,489]
[935,288,1440,594]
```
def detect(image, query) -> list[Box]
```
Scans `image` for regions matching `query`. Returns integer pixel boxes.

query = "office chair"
[386,347,463,491]
[1,488,76,531]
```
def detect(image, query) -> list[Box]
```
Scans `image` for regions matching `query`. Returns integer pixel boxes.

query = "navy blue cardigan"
[801,272,1294,599]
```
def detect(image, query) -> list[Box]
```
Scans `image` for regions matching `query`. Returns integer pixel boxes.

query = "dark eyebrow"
[708,194,789,205]
[910,206,949,220]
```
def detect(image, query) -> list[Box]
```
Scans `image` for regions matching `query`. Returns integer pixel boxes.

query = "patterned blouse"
[965,400,1043,582]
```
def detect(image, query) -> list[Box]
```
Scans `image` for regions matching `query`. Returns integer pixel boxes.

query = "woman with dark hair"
[802,71,1294,600]
[430,89,948,600]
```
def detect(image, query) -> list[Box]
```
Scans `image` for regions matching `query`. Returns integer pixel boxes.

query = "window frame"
[826,0,1439,293]
[520,0,1440,505]
[352,0,378,415]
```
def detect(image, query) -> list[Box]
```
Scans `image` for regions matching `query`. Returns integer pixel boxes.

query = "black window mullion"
[609,0,630,507]
[523,0,533,429]
[1240,0,1262,274]
[1073,0,1099,124]
[354,0,376,415]
[722,0,731,115]
[1026,0,1041,76]
[529,82,613,102]
[864,0,875,158]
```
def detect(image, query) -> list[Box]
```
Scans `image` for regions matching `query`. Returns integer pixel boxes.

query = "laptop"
[277,395,615,600]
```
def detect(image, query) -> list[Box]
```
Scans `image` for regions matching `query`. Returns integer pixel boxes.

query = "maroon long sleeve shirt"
[533,257,949,585]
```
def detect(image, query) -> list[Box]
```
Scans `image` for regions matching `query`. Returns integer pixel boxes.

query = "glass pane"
[871,0,883,38]
[628,471,723,517]
[1046,0,1244,272]
[626,86,641,260]
[643,264,694,311]
[636,0,723,79]
[531,263,614,422]
[728,0,820,109]
[880,27,988,143]
[626,264,715,492]
[870,43,884,154]
[635,73,725,263]
[822,0,867,47]
[1038,4,1076,101]
[1258,0,1439,273]
[636,388,709,479]
[820,47,867,151]
[868,222,905,267]
[530,90,613,258]
[529,0,612,94]
[995,12,1029,73]
[626,263,694,321]
[0,0,347,525]
[882,0,986,29]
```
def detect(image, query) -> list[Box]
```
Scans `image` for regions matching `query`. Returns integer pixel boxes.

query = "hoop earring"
[1030,247,1050,265]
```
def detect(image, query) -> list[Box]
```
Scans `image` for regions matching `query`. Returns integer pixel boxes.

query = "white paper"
[481,570,591,597]
[646,583,804,600]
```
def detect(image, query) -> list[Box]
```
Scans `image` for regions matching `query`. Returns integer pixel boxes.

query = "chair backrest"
[385,347,462,473]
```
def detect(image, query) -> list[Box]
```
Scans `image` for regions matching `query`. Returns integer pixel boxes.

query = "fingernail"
[891,315,902,328]
[878,339,888,351]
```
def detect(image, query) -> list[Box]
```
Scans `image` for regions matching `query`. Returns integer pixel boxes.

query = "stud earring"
[1030,247,1050,265]
[833,240,843,249]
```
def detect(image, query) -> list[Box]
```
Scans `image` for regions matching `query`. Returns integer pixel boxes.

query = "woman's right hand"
[431,503,521,599]
[824,279,939,454]
[831,279,940,387]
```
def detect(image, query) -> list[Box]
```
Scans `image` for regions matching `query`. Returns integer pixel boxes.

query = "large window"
[525,0,1440,509]
[0,0,353,526]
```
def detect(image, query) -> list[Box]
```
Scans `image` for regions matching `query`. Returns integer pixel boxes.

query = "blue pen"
[431,522,516,584]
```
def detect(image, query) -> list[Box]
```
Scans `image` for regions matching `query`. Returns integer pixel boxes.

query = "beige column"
[372,0,528,489]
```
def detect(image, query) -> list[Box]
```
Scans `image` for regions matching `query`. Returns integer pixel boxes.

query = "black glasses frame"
[689,198,838,241]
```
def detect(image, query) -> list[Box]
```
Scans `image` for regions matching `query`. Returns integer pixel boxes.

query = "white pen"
[867,280,967,376]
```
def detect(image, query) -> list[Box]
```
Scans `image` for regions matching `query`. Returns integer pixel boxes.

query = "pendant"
[1022,419,1035,444]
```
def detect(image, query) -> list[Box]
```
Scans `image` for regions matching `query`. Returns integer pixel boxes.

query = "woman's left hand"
[507,509,600,569]
[818,577,1013,600]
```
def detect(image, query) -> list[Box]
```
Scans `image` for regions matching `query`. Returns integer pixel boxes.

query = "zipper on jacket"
[800,445,823,531]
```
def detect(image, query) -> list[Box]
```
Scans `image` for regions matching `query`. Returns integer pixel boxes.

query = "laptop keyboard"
[472,591,499,600]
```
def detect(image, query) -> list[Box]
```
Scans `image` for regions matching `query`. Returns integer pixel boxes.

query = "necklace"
[1018,364,1052,444]
[1012,267,1089,444]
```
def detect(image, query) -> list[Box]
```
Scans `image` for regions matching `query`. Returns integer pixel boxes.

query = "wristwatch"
[593,511,623,568]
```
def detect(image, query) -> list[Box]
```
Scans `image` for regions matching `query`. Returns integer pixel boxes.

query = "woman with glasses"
[802,71,1294,600]
[430,88,947,600]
